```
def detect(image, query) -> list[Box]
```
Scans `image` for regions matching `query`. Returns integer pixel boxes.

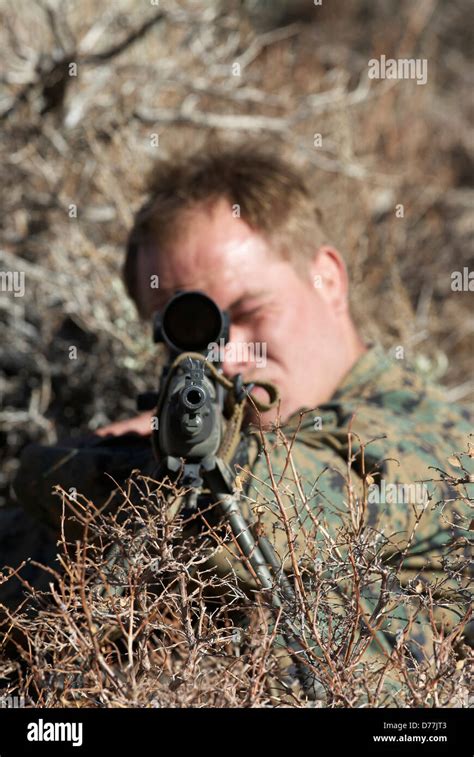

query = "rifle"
[12,290,327,702]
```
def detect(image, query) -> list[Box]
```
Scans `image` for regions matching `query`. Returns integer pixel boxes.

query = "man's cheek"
[248,320,272,353]
[260,310,291,342]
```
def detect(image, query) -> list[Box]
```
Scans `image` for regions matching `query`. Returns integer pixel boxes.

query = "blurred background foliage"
[0,0,472,505]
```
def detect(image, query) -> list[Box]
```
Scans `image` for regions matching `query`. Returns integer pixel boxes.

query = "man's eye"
[234,305,263,320]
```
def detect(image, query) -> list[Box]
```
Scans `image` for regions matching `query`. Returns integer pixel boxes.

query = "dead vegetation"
[0,0,472,707]
[0,428,472,708]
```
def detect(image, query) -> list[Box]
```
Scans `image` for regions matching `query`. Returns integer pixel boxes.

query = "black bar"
[0,706,469,755]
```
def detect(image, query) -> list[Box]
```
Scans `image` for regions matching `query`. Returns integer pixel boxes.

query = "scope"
[153,290,229,355]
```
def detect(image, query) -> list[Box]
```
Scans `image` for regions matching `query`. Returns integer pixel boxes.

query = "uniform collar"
[332,342,390,400]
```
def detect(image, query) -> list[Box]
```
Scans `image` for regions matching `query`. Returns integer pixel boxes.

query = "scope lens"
[162,291,223,352]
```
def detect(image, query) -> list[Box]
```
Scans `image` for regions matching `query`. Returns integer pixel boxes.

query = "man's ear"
[309,245,349,313]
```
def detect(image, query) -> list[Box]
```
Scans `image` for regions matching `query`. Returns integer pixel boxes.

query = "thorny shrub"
[1,430,471,708]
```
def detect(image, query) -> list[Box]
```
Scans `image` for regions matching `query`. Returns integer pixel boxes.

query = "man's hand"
[95,411,154,437]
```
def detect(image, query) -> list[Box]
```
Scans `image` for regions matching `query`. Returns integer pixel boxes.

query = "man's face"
[137,198,355,426]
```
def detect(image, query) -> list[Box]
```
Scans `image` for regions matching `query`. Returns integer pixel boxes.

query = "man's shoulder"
[265,344,472,489]
[335,344,472,442]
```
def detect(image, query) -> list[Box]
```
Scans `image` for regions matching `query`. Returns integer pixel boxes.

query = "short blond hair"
[124,144,327,314]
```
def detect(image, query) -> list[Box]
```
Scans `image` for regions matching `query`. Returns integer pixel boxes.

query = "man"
[94,144,472,673]
[99,150,365,432]
[9,145,473,702]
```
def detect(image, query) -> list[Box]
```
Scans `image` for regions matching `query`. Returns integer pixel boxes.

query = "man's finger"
[95,411,154,437]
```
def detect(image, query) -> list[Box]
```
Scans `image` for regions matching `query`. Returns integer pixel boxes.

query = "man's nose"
[221,324,251,379]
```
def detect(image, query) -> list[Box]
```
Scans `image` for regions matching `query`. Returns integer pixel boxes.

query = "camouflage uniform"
[200,343,473,699]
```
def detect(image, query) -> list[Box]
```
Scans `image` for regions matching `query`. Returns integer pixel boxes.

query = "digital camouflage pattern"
[244,342,472,581]
[200,343,473,696]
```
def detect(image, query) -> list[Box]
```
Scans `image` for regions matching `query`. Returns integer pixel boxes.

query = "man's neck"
[317,327,368,406]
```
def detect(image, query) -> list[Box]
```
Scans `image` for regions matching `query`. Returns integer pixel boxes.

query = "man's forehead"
[147,261,238,310]
[140,216,276,313]
[149,279,269,314]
